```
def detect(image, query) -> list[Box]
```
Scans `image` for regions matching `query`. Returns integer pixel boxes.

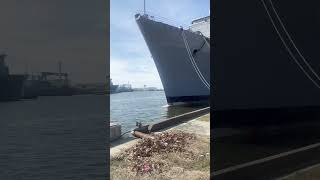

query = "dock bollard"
[110,123,121,141]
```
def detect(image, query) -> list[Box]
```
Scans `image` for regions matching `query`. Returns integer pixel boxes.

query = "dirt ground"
[110,114,210,180]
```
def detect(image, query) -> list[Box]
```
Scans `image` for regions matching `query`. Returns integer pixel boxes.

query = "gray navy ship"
[135,13,210,105]
[0,54,24,101]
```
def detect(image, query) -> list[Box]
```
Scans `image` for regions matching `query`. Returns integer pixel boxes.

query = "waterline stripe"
[212,142,320,176]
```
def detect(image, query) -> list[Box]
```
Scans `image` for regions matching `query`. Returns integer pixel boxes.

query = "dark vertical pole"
[58,61,62,80]
[144,0,146,14]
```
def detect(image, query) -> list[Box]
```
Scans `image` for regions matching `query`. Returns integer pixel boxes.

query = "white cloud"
[110,56,162,88]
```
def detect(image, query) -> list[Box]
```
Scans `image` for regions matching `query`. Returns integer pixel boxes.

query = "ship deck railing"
[135,10,190,29]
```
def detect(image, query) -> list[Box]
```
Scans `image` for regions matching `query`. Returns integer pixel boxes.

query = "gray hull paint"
[213,0,320,111]
[136,15,210,104]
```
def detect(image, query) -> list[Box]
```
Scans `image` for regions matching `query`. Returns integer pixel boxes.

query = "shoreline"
[110,113,210,159]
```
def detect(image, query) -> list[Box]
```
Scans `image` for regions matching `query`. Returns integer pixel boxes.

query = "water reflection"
[111,91,209,133]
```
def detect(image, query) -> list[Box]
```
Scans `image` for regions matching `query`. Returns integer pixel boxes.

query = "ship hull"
[22,80,40,99]
[136,15,210,105]
[213,0,320,111]
[0,75,24,101]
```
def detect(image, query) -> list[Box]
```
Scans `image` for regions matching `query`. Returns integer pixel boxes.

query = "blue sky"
[110,0,210,88]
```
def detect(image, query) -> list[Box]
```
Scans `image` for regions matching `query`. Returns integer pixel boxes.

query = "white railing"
[134,10,190,29]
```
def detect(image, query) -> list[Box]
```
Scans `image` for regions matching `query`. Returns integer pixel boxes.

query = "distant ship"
[0,54,24,101]
[22,62,74,98]
[36,71,74,96]
[22,74,40,99]
[135,13,210,105]
[110,78,119,94]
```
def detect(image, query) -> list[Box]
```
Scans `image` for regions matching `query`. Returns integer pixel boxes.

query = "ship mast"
[144,0,146,15]
[58,61,62,80]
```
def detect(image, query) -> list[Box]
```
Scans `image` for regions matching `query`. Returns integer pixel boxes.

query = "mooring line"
[260,0,320,89]
[268,0,320,82]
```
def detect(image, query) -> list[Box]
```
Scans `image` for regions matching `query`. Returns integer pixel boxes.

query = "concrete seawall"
[134,106,210,133]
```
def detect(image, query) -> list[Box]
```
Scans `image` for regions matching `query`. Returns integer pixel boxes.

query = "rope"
[182,30,204,83]
[185,32,210,89]
[181,29,210,89]
[200,32,210,48]
[268,0,320,82]
[184,33,210,89]
[260,0,320,89]
[111,130,132,141]
[183,30,210,89]
[193,40,206,57]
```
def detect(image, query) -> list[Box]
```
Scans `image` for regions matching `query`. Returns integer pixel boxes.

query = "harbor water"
[0,95,107,180]
[110,91,206,133]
